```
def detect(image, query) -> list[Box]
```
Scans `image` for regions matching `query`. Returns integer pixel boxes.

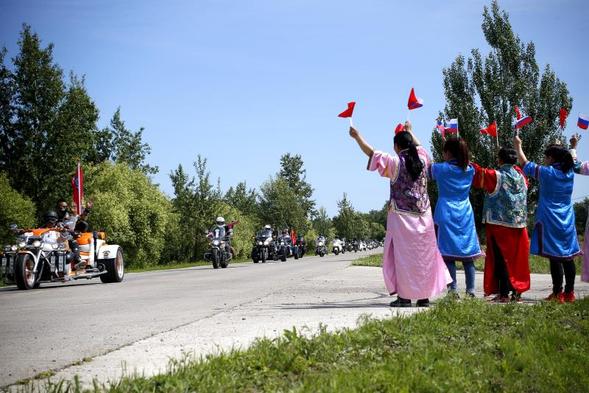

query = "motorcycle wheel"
[252,250,259,263]
[212,249,220,269]
[280,250,287,262]
[15,254,37,290]
[220,259,228,268]
[320,251,324,257]
[261,248,267,263]
[334,249,339,255]
[100,249,125,283]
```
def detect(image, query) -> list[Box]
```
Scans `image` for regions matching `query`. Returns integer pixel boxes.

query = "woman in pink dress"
[349,122,451,307]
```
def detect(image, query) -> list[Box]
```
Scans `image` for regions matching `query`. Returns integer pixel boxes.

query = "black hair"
[544,144,574,173]
[443,137,470,170]
[498,147,517,165]
[393,131,423,181]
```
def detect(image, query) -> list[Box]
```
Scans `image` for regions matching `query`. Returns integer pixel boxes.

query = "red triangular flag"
[481,121,497,138]
[394,123,404,134]
[559,108,568,129]
[338,102,355,118]
[407,88,423,110]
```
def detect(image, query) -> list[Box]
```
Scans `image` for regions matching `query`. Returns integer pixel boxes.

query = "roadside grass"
[353,253,584,274]
[37,298,589,392]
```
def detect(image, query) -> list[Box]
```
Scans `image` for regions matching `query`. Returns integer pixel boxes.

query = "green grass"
[127,258,251,273]
[35,298,589,392]
[353,253,584,274]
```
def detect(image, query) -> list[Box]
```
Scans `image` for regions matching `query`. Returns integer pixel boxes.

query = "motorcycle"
[351,239,359,253]
[251,229,273,263]
[2,223,124,290]
[332,238,344,255]
[204,226,232,269]
[345,240,354,253]
[315,237,327,257]
[296,236,306,258]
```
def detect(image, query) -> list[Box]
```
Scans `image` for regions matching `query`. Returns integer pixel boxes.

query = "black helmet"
[44,210,58,224]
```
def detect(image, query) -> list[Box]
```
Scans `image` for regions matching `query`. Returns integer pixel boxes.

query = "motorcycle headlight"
[212,240,220,246]
[264,238,272,245]
[257,241,263,245]
[11,245,17,251]
[32,240,41,248]
[318,242,324,246]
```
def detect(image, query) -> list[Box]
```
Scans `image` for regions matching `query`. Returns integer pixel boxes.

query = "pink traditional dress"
[368,147,452,299]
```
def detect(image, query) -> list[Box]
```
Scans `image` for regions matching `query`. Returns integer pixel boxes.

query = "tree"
[103,108,158,175]
[312,207,333,238]
[225,181,259,219]
[278,153,315,218]
[168,156,222,262]
[573,198,588,236]
[0,172,36,245]
[258,177,307,232]
[332,193,357,239]
[431,0,572,226]
[83,162,173,268]
[0,25,105,211]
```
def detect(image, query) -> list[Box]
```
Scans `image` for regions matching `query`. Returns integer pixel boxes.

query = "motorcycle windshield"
[212,226,226,240]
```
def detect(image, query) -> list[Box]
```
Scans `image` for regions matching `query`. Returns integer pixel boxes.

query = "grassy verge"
[38,298,589,392]
[353,253,584,274]
[126,258,252,273]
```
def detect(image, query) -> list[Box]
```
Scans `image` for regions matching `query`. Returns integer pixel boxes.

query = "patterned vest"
[482,165,527,228]
[390,152,430,215]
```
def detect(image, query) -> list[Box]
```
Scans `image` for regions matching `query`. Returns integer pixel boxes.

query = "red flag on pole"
[338,102,356,118]
[394,123,404,134]
[71,162,84,215]
[480,121,497,137]
[407,88,423,110]
[559,108,569,129]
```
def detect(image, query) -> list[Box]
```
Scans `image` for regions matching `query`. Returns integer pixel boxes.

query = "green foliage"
[100,108,158,175]
[432,0,572,225]
[278,153,315,219]
[332,193,369,239]
[224,181,259,220]
[0,25,156,215]
[312,207,333,238]
[84,162,172,268]
[352,253,382,267]
[574,198,588,236]
[258,177,307,232]
[168,156,223,262]
[0,172,36,245]
[44,299,589,392]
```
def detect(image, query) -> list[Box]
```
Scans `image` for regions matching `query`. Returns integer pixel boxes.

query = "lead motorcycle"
[1,222,124,290]
[204,226,232,269]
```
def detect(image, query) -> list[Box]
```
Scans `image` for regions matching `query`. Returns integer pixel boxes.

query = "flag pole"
[349,117,354,128]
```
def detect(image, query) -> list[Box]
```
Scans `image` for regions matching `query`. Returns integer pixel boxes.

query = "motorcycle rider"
[210,217,238,258]
[55,200,93,269]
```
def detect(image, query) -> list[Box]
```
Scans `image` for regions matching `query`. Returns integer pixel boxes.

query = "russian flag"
[579,114,589,130]
[445,118,458,133]
[513,105,533,129]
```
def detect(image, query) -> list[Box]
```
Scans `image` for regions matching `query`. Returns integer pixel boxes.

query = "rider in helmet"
[43,211,59,228]
[211,216,239,258]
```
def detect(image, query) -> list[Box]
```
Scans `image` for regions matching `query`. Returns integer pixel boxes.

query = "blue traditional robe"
[523,161,580,258]
[430,161,482,259]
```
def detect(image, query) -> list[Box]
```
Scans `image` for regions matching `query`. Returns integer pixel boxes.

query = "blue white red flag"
[513,105,533,129]
[71,162,84,215]
[579,114,589,130]
[445,118,458,134]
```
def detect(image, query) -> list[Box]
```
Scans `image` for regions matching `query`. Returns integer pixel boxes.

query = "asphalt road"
[2,249,588,390]
[0,249,385,388]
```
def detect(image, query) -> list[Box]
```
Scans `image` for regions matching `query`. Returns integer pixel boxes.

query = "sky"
[1,0,589,216]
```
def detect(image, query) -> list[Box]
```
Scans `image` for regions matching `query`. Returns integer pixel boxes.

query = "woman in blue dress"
[514,134,580,303]
[430,137,482,297]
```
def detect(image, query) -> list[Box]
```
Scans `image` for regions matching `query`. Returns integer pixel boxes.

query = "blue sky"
[1,0,588,216]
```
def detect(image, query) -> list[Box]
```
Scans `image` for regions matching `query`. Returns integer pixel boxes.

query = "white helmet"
[264,224,271,230]
[216,216,225,225]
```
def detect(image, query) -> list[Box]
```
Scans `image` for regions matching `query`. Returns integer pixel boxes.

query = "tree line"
[0,25,385,267]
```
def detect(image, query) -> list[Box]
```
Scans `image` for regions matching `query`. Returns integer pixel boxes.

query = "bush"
[84,162,173,268]
[0,172,36,245]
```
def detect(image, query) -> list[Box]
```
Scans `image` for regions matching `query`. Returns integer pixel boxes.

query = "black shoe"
[416,298,430,307]
[389,297,411,307]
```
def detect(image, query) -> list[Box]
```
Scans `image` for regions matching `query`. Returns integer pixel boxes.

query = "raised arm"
[513,134,528,167]
[349,127,374,157]
[404,121,421,146]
